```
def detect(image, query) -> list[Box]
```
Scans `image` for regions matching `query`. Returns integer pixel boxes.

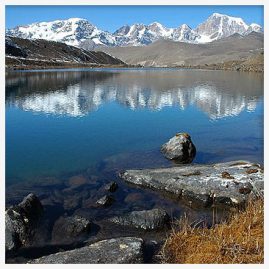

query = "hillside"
[5,36,126,70]
[100,32,263,71]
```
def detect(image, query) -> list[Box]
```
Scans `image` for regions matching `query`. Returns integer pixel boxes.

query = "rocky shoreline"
[5,133,264,263]
[5,192,170,263]
[6,61,263,72]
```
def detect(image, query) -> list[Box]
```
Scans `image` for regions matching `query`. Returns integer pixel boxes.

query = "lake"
[6,68,264,182]
[5,68,264,230]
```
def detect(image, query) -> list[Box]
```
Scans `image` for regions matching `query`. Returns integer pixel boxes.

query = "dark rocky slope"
[5,36,126,70]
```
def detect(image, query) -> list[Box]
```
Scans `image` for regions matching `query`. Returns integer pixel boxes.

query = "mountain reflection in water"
[6,69,263,183]
[6,69,263,120]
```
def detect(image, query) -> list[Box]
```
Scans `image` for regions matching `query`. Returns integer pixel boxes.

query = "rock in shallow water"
[5,193,43,251]
[51,215,91,243]
[161,133,196,163]
[120,161,263,207]
[67,175,89,188]
[96,195,114,207]
[109,208,170,230]
[29,237,144,264]
[104,181,118,192]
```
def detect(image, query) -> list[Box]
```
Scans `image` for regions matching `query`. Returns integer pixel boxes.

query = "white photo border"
[0,1,267,268]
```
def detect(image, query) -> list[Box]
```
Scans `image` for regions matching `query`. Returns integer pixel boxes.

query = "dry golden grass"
[162,199,264,264]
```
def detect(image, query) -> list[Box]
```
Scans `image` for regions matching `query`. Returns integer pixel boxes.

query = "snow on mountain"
[244,23,263,35]
[112,15,262,46]
[195,13,249,42]
[114,23,150,46]
[148,22,173,38]
[172,24,200,43]
[6,13,262,47]
[113,22,173,46]
[6,18,116,47]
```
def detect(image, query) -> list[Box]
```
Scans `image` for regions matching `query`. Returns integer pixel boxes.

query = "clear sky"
[6,5,263,32]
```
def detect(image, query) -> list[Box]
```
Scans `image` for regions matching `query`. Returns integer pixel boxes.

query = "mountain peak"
[66,17,87,22]
[195,12,249,42]
[250,23,261,27]
[211,12,239,19]
[6,18,115,47]
[6,14,263,47]
[180,24,191,29]
[132,23,146,27]
[209,13,247,25]
[211,12,224,17]
[32,17,88,26]
[149,21,163,27]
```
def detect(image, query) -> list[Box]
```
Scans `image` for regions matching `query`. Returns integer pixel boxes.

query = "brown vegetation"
[162,199,264,264]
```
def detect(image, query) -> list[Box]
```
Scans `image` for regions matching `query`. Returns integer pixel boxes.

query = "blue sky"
[6,5,263,32]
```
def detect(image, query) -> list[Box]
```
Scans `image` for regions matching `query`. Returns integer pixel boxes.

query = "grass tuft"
[162,199,264,264]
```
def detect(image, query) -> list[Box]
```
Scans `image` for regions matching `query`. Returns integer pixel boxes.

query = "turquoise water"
[6,68,264,185]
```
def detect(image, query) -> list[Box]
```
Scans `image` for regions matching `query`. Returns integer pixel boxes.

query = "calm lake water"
[6,68,264,186]
[5,68,264,234]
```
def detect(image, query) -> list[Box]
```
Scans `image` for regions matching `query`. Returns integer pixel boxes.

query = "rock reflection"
[6,69,263,119]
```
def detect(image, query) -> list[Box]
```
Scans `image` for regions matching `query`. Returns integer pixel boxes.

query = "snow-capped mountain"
[6,18,116,47]
[195,13,249,42]
[245,23,263,35]
[6,13,262,47]
[113,22,173,46]
[171,24,200,42]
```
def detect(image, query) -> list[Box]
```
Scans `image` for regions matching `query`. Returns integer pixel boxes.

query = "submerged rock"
[96,195,114,207]
[124,192,145,203]
[63,195,82,211]
[109,208,170,230]
[29,237,144,264]
[120,161,263,207]
[5,193,43,251]
[51,215,91,243]
[68,175,89,188]
[104,181,118,192]
[161,133,196,163]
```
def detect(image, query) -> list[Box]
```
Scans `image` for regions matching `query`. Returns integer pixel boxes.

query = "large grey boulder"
[161,133,196,163]
[29,237,144,264]
[5,193,43,251]
[120,161,263,207]
[109,208,170,230]
[51,215,91,243]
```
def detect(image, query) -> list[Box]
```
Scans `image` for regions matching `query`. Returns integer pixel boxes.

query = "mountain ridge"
[100,32,263,71]
[6,13,263,48]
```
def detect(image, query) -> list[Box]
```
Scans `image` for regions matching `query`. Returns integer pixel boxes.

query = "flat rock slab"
[29,237,144,264]
[109,208,170,230]
[120,161,263,207]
